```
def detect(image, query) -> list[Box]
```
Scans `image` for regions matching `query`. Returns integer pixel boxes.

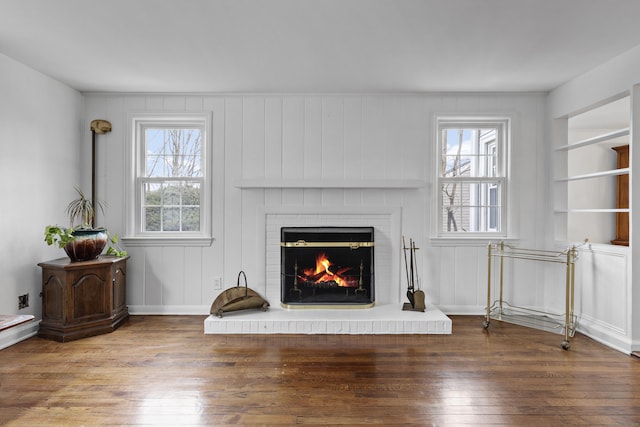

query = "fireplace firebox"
[280,227,374,308]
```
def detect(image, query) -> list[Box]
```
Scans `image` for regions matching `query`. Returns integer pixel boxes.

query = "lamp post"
[89,120,112,227]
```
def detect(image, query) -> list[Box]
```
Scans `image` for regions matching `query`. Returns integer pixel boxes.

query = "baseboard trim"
[0,319,40,351]
[128,305,210,315]
[575,319,632,355]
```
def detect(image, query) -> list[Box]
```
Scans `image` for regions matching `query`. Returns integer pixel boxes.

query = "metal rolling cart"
[483,241,580,350]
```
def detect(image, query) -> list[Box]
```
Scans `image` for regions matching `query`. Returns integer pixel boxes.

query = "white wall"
[0,53,82,317]
[84,92,547,315]
[547,45,640,353]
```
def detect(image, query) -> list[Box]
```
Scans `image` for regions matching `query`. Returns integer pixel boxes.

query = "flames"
[300,253,358,288]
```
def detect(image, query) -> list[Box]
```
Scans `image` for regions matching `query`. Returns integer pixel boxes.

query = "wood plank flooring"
[1,315,639,426]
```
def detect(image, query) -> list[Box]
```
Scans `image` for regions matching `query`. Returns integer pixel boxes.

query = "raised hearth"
[204,303,452,334]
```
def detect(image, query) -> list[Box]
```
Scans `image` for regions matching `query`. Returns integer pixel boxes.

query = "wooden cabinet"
[611,145,629,246]
[38,256,129,342]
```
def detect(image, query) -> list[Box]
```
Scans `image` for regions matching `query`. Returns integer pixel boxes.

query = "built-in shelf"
[234,179,426,189]
[554,208,630,214]
[555,128,629,151]
[555,167,629,182]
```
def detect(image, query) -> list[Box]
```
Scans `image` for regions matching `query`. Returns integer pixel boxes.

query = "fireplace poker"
[412,239,420,290]
[411,239,426,311]
[403,236,414,307]
[402,236,411,286]
[408,238,416,307]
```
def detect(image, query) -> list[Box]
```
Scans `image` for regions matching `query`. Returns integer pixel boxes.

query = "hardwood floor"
[1,315,639,426]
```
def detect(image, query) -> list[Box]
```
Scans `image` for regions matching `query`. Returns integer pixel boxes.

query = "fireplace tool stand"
[402,236,425,312]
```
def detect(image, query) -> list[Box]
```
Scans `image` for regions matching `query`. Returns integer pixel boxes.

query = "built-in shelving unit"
[554,97,631,245]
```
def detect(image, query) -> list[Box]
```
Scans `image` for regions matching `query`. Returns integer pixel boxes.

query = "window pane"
[443,155,472,177]
[144,128,202,178]
[442,128,498,178]
[144,182,162,206]
[183,183,200,205]
[144,207,161,231]
[489,185,498,230]
[440,182,501,232]
[163,182,182,206]
[182,207,200,231]
[163,207,181,231]
[141,180,201,232]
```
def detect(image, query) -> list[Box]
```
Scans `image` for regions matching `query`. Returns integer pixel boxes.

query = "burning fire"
[300,253,358,288]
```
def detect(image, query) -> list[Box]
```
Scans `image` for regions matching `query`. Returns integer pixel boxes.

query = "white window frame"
[123,113,213,246]
[432,115,511,243]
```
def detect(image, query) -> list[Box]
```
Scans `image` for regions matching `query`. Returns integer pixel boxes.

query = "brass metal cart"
[483,241,579,350]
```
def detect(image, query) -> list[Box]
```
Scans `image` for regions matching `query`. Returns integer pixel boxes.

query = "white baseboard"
[128,305,210,315]
[0,319,40,351]
[440,305,486,316]
[575,317,632,355]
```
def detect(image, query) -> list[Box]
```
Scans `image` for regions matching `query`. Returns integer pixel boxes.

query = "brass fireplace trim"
[281,240,374,249]
[281,302,375,310]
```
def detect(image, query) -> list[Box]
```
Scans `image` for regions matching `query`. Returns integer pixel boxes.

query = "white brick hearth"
[204,303,451,334]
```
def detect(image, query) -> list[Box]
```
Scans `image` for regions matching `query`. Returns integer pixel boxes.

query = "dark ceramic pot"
[64,228,108,262]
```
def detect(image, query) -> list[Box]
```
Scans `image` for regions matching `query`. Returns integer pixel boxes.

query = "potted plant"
[44,187,126,262]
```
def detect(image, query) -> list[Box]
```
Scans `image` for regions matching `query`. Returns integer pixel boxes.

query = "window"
[435,116,509,239]
[125,114,212,245]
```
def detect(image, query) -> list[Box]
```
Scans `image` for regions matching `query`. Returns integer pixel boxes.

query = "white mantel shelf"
[234,179,425,189]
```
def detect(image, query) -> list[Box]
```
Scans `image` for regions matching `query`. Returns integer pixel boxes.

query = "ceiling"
[3,0,640,94]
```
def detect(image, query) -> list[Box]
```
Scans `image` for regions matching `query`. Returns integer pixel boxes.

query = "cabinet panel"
[72,273,107,319]
[113,264,127,315]
[42,275,64,321]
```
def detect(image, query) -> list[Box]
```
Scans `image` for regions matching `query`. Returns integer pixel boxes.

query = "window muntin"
[128,114,211,241]
[436,118,508,237]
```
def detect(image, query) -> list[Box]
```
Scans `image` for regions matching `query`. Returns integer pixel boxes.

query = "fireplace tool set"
[403,236,425,312]
[209,271,269,318]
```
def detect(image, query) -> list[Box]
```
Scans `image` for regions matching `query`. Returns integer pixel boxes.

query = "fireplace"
[280,227,375,308]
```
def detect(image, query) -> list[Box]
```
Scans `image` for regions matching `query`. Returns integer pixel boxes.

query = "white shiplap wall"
[82,93,547,315]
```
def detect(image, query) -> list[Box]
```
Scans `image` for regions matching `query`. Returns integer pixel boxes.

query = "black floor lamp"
[89,119,112,227]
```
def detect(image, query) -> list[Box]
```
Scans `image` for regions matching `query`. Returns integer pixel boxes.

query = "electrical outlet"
[213,277,222,290]
[18,293,29,309]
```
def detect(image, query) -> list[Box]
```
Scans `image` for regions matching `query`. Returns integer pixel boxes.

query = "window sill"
[121,236,214,247]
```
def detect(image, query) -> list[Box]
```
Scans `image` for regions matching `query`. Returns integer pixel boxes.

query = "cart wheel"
[561,340,570,350]
[482,320,490,329]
